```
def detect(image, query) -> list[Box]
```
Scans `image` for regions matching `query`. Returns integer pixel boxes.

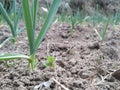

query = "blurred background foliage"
[0,0,120,24]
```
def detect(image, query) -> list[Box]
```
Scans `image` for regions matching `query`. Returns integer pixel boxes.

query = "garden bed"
[0,22,120,90]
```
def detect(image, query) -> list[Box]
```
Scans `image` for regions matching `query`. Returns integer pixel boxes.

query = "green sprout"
[44,56,55,68]
[94,18,110,42]
[70,12,79,31]
[94,18,110,65]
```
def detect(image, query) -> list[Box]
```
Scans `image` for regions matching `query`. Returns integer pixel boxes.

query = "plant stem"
[0,37,12,48]
[29,54,37,70]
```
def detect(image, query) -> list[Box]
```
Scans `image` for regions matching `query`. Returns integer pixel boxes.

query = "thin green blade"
[22,0,35,55]
[14,0,22,32]
[32,0,38,30]
[0,3,16,37]
[101,18,110,41]
[0,37,12,48]
[35,0,62,52]
[94,29,102,41]
[0,54,29,61]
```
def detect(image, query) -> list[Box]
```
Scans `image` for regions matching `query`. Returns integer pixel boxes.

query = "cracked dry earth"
[0,22,120,90]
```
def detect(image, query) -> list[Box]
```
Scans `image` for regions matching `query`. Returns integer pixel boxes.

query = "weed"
[44,56,55,68]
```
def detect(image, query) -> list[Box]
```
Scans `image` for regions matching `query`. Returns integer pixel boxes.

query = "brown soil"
[0,22,120,90]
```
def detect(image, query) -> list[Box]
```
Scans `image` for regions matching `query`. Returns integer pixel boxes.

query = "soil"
[0,22,120,90]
